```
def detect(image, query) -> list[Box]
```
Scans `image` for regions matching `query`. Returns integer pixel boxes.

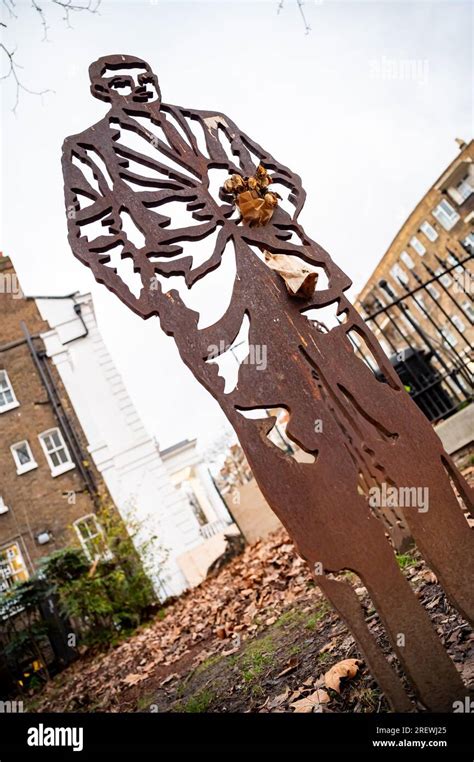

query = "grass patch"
[275,609,304,628]
[194,653,224,676]
[182,688,215,713]
[305,602,331,629]
[396,553,416,570]
[239,635,276,684]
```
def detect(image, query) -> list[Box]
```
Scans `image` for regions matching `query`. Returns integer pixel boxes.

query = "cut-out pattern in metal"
[62,55,473,712]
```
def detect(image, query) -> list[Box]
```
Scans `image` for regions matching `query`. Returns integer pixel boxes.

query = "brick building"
[354,140,473,421]
[0,256,107,591]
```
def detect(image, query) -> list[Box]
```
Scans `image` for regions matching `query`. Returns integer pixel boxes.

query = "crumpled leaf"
[223,165,280,226]
[290,688,330,713]
[267,687,290,710]
[264,251,318,298]
[237,190,279,226]
[324,658,361,693]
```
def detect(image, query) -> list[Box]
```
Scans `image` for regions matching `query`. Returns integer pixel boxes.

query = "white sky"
[1,0,472,448]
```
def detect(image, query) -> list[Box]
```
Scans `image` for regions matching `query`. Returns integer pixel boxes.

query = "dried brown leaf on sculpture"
[290,688,330,713]
[222,165,280,226]
[324,658,362,693]
[264,251,318,298]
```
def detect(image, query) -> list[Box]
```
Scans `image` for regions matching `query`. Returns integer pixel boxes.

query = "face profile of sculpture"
[62,54,473,712]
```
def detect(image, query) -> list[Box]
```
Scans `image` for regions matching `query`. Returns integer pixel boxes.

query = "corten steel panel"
[61,55,473,712]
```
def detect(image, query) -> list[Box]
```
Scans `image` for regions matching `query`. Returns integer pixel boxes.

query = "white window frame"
[456,175,473,202]
[434,267,451,287]
[73,514,112,562]
[440,327,458,348]
[432,199,460,231]
[410,235,426,256]
[0,370,19,414]
[390,264,409,285]
[420,220,438,242]
[426,283,440,300]
[38,428,75,477]
[451,314,465,332]
[400,251,415,269]
[462,301,474,321]
[463,232,474,252]
[10,440,38,475]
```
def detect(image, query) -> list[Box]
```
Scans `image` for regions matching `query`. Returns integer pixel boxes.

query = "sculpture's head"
[89,54,161,106]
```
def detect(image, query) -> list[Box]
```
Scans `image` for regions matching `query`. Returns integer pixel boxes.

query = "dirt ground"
[28,528,473,715]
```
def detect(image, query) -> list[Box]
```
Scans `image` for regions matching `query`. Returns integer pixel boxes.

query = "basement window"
[11,440,38,475]
[0,370,19,413]
[39,428,75,477]
[73,515,112,562]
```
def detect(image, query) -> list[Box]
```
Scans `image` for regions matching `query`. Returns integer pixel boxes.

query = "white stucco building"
[36,292,235,598]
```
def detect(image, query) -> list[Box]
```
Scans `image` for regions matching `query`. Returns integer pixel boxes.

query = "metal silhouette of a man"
[62,55,473,711]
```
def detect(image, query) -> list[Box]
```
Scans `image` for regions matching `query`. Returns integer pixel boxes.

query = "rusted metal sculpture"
[62,55,473,712]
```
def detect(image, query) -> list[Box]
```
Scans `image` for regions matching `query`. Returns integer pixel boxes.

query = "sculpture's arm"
[62,131,155,316]
[166,105,306,220]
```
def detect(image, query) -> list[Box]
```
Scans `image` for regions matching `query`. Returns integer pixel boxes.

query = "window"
[390,264,409,285]
[440,327,457,348]
[426,283,440,299]
[451,314,465,332]
[434,267,451,287]
[420,221,438,242]
[463,232,474,252]
[400,251,415,269]
[413,295,427,314]
[432,199,460,230]
[447,253,464,275]
[456,175,473,202]
[410,236,426,256]
[0,543,29,593]
[10,441,38,475]
[74,515,111,562]
[39,428,74,477]
[462,301,474,321]
[0,370,19,413]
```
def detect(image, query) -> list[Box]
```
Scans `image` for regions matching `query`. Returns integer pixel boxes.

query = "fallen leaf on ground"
[276,656,299,678]
[324,659,361,693]
[267,687,290,710]
[290,689,330,713]
[122,673,147,686]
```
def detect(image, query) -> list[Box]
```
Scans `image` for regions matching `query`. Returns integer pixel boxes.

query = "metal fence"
[355,245,473,423]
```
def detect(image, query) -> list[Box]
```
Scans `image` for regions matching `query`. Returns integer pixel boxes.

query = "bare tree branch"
[0,42,53,114]
[1,0,101,111]
[276,0,311,34]
[31,1,50,42]
[52,0,101,29]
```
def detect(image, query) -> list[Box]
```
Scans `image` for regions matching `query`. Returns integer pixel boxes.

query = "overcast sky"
[1,0,472,449]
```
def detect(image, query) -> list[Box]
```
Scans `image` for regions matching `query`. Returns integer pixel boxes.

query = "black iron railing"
[356,246,473,422]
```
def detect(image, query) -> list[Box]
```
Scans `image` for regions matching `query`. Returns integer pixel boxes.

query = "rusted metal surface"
[62,55,473,711]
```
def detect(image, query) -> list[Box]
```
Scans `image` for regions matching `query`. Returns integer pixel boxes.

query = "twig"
[52,0,101,29]
[31,0,50,42]
[0,43,53,114]
[296,0,311,35]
